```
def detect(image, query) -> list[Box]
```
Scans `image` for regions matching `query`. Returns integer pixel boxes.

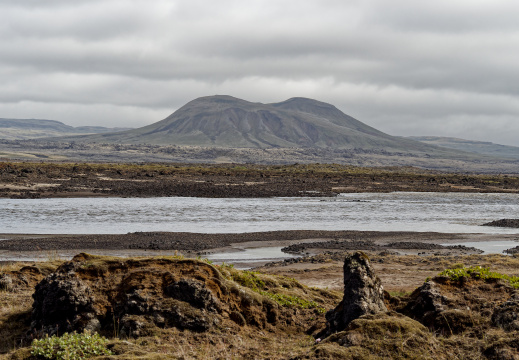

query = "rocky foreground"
[2,252,519,359]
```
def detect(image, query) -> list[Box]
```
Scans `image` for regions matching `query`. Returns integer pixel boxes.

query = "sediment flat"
[1,162,519,199]
[0,230,516,253]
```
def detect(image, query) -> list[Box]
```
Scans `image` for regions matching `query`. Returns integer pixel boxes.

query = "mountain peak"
[273,97,337,109]
[187,95,253,106]
[53,95,434,153]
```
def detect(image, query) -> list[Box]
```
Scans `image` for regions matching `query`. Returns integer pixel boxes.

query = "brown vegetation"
[2,253,519,359]
[1,254,340,359]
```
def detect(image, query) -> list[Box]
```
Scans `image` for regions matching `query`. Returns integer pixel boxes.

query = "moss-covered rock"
[298,312,440,359]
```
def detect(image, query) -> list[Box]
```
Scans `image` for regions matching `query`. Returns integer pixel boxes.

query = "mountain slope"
[58,95,454,155]
[409,136,519,160]
[0,118,132,140]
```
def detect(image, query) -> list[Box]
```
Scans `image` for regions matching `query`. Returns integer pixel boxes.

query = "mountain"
[0,118,132,140]
[56,95,454,155]
[409,136,519,160]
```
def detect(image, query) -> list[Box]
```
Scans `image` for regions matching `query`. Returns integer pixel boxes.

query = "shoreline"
[1,230,518,264]
[0,230,486,251]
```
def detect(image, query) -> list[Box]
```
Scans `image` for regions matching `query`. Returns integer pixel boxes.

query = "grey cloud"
[366,1,519,33]
[1,0,519,146]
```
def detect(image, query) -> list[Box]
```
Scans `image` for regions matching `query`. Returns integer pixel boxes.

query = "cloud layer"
[1,0,519,145]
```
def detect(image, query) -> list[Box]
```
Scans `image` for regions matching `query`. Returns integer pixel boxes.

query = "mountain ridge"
[4,96,517,170]
[409,136,519,160]
[0,118,132,140]
[54,95,449,155]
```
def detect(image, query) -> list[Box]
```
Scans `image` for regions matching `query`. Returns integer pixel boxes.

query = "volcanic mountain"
[63,95,440,153]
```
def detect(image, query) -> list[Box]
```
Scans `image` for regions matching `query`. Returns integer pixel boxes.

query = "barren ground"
[2,162,519,199]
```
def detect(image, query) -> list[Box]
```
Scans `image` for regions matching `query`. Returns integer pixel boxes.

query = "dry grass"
[0,288,33,354]
[103,328,316,359]
[0,255,340,359]
[3,254,519,359]
[0,260,63,355]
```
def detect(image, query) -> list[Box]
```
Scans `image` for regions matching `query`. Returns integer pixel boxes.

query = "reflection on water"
[204,246,299,269]
[444,241,519,255]
[1,192,519,235]
[205,246,298,262]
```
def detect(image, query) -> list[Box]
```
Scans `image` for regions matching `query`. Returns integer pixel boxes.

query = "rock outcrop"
[29,253,283,338]
[402,276,513,335]
[323,252,387,336]
[0,265,50,291]
[296,312,439,360]
[400,279,448,327]
[492,291,519,331]
[32,271,100,335]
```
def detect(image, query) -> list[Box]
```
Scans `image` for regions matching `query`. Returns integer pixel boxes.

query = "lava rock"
[165,279,221,312]
[492,291,519,331]
[401,280,448,328]
[31,272,100,336]
[323,251,387,336]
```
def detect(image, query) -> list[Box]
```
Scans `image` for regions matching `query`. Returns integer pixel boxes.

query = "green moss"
[258,291,325,313]
[388,290,412,298]
[439,266,519,288]
[231,271,266,291]
[228,269,326,312]
[318,313,438,360]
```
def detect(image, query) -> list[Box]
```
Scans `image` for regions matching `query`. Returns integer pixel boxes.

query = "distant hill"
[409,136,519,160]
[3,97,519,172]
[56,95,460,157]
[0,118,132,140]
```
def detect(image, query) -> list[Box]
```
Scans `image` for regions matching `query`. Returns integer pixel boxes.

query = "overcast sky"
[1,1,519,146]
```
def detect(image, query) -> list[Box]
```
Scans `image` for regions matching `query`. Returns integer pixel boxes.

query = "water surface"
[1,192,518,235]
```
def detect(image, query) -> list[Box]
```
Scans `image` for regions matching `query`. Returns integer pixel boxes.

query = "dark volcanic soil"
[281,240,483,254]
[483,219,519,228]
[0,230,465,253]
[0,231,443,252]
[1,162,519,199]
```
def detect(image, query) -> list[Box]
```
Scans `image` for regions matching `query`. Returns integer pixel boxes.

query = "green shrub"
[31,331,112,360]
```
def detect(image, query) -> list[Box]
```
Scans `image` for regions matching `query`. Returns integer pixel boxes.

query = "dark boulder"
[323,251,387,336]
[31,272,100,337]
[401,279,448,328]
[29,258,223,337]
[165,278,221,312]
[492,291,519,331]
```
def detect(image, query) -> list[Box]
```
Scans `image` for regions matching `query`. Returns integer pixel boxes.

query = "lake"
[1,192,518,235]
